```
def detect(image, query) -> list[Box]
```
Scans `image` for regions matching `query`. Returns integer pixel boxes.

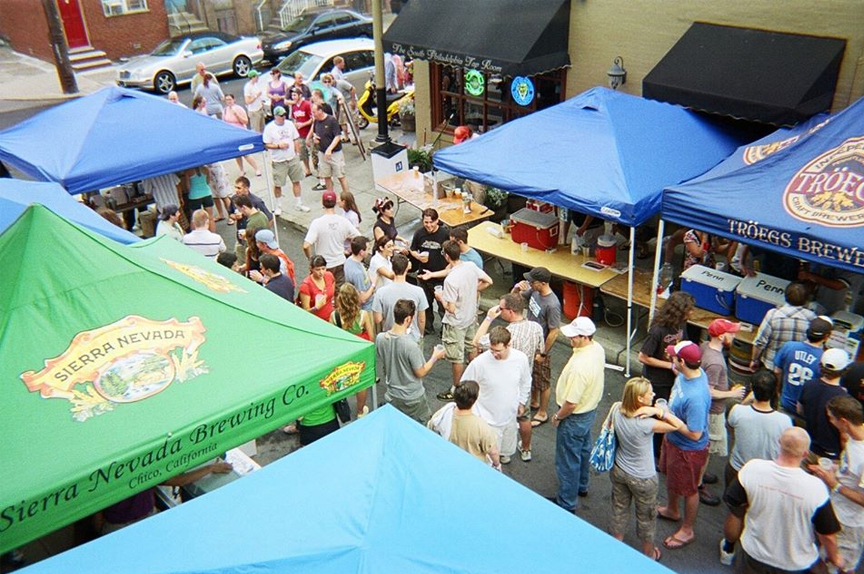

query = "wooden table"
[468,222,620,288]
[600,268,757,344]
[376,171,495,228]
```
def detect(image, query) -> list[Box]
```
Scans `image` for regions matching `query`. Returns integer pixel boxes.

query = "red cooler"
[511,208,558,250]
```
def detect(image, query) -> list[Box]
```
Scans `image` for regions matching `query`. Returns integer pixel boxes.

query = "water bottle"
[658,263,674,298]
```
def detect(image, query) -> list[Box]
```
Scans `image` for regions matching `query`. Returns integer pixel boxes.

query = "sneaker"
[703,472,719,485]
[699,486,721,506]
[499,455,511,465]
[312,183,327,191]
[294,204,311,213]
[519,447,532,462]
[357,405,369,418]
[436,390,454,401]
[273,206,282,216]
[719,539,735,566]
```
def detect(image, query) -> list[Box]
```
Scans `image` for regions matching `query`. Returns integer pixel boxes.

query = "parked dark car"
[262,9,372,63]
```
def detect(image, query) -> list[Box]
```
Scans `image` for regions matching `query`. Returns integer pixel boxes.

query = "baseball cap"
[322,190,337,205]
[708,318,740,338]
[807,316,834,339]
[453,125,471,144]
[523,267,552,284]
[665,341,701,364]
[560,316,596,338]
[821,348,850,371]
[247,70,259,78]
[273,106,287,117]
[255,229,279,249]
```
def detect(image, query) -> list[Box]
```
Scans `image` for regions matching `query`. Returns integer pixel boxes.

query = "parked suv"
[262,8,372,63]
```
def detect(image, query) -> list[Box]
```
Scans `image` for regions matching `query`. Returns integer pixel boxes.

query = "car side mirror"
[182,51,193,58]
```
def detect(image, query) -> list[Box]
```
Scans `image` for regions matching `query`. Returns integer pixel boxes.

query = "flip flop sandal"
[663,535,695,550]
[530,415,548,428]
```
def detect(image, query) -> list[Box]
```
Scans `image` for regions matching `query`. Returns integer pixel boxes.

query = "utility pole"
[41,0,78,94]
[371,0,389,143]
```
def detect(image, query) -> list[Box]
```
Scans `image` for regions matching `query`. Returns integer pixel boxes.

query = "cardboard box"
[735,273,789,325]
[680,264,741,315]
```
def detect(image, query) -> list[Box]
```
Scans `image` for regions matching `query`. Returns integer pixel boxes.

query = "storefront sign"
[388,43,504,74]
[784,136,864,227]
[511,76,535,106]
[464,69,485,96]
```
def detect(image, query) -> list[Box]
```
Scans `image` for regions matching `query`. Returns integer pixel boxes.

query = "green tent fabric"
[0,206,374,553]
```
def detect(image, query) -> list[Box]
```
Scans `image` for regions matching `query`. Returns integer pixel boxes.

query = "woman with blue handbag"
[609,377,684,562]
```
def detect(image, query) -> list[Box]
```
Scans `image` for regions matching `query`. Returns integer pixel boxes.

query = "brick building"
[0,0,169,69]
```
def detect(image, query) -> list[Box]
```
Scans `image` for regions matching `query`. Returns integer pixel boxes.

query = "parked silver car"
[275,38,374,95]
[117,32,264,94]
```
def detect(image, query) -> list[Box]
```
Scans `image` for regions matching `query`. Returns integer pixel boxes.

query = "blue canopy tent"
[19,406,671,574]
[0,87,264,195]
[433,87,742,371]
[0,180,139,244]
[663,96,864,288]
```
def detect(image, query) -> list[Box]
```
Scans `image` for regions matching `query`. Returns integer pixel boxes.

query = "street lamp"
[607,56,626,90]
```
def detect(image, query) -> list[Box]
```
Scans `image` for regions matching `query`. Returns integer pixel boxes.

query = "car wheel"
[233,56,252,77]
[154,71,176,94]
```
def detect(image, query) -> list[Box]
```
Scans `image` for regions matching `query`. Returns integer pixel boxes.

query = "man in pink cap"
[698,319,746,506]
[656,340,711,551]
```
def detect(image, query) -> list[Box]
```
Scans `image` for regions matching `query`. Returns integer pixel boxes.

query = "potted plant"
[483,187,510,221]
[398,96,416,133]
[407,145,433,172]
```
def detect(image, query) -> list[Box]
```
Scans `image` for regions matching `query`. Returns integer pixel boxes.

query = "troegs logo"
[784,136,864,228]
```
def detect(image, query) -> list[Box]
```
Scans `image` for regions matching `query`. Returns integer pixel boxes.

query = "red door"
[56,0,89,49]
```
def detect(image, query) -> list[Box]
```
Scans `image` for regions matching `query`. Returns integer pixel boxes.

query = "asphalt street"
[2,92,757,574]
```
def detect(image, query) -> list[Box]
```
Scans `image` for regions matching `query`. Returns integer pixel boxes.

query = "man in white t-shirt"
[435,240,493,400]
[303,190,358,285]
[461,326,531,463]
[262,106,307,214]
[722,427,843,572]
[810,395,864,573]
[243,70,268,133]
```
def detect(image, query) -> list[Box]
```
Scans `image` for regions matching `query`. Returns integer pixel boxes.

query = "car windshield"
[281,13,318,32]
[276,50,324,79]
[151,39,186,57]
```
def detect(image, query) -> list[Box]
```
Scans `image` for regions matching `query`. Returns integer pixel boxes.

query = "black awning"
[383,0,570,77]
[643,23,846,126]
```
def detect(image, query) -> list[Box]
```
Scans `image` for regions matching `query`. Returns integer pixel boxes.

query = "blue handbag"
[589,402,620,473]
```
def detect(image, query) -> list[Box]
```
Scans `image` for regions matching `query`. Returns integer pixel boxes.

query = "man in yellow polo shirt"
[552,316,605,511]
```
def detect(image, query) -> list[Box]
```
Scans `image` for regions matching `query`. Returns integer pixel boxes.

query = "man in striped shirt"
[182,209,225,259]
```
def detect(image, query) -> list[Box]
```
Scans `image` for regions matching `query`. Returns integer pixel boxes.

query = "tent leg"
[625,226,635,377]
[261,150,279,243]
[371,381,378,412]
[648,219,665,325]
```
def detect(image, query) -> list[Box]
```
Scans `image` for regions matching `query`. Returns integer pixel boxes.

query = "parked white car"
[117,31,264,94]
[275,38,374,94]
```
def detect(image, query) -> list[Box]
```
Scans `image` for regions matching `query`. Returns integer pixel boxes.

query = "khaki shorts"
[318,150,346,179]
[708,411,728,457]
[442,322,477,363]
[249,109,266,133]
[272,157,304,187]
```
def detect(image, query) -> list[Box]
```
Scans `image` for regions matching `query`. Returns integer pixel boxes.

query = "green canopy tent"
[0,206,374,553]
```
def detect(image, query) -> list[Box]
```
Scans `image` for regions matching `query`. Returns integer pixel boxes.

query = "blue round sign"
[511,76,535,106]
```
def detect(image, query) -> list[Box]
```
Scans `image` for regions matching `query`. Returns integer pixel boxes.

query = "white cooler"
[828,310,864,358]
[680,265,741,316]
[735,273,790,325]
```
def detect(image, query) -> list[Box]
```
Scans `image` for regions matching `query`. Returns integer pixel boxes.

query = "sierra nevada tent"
[0,206,373,553]
[0,87,263,195]
[17,406,672,574]
[0,179,139,243]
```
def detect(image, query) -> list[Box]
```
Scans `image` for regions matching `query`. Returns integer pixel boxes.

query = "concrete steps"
[168,11,208,37]
[68,46,112,72]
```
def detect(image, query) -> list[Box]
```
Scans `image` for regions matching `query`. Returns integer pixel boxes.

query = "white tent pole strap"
[625,225,635,377]
[261,150,279,243]
[648,219,665,324]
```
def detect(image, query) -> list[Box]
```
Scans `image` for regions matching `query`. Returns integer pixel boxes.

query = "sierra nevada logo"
[784,136,864,227]
[319,362,365,396]
[161,258,246,293]
[20,316,208,421]
[743,119,831,165]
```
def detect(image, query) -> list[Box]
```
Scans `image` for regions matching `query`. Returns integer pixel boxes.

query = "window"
[343,50,374,72]
[312,13,340,30]
[430,64,566,133]
[101,0,148,16]
[188,37,226,54]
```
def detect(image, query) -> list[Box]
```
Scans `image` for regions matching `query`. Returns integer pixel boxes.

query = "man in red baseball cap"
[698,319,746,506]
[453,125,473,144]
[657,341,712,550]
